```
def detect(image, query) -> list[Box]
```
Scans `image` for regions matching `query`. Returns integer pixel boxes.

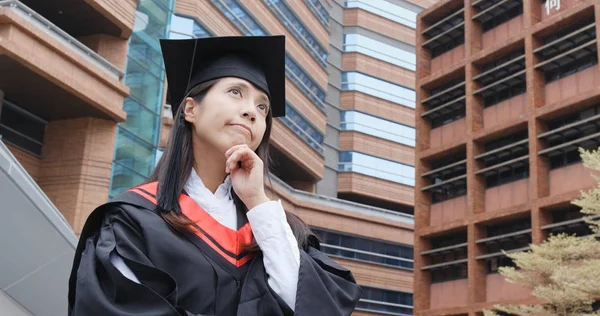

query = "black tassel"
[156,112,186,215]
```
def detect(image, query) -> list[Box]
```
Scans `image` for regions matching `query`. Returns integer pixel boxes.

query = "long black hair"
[147,79,314,251]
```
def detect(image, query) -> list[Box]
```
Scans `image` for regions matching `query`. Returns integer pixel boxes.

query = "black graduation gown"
[68,182,362,316]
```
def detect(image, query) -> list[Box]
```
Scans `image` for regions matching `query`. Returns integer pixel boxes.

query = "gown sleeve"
[293,246,363,316]
[247,200,299,310]
[69,205,211,316]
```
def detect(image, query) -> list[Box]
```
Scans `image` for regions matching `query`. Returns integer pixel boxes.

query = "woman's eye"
[229,88,242,96]
[257,104,268,112]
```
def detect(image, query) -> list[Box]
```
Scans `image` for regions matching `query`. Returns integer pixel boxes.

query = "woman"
[68,35,361,316]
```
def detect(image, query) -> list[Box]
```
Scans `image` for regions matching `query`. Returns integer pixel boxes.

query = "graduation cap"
[160,35,286,118]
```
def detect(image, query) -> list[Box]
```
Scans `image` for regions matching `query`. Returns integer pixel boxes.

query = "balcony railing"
[0,0,124,80]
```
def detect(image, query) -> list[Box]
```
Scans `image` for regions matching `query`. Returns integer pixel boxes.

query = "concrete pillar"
[38,117,117,235]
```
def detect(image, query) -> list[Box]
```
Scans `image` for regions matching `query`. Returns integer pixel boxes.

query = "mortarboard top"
[160,36,286,117]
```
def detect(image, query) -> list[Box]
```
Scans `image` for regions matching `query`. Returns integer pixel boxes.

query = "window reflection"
[122,99,161,145]
[342,72,415,108]
[357,286,413,315]
[115,129,155,177]
[338,151,415,186]
[304,0,329,27]
[312,228,414,269]
[169,14,211,39]
[111,0,170,196]
[265,0,328,67]
[345,0,418,28]
[340,111,415,147]
[279,104,325,154]
[344,34,416,70]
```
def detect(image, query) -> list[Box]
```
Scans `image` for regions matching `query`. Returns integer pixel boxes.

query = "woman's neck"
[192,142,227,194]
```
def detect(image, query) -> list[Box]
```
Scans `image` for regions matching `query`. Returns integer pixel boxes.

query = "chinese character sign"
[545,0,561,16]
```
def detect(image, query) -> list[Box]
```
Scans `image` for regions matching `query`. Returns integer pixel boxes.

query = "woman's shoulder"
[81,185,161,236]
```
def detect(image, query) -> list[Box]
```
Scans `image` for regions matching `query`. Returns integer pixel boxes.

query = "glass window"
[114,129,156,179]
[481,3,523,32]
[111,0,172,197]
[312,228,414,269]
[344,34,416,70]
[304,0,329,27]
[279,103,324,154]
[211,0,268,35]
[129,33,165,76]
[110,162,148,198]
[545,53,598,84]
[285,56,327,108]
[265,0,328,67]
[357,286,413,315]
[338,151,415,186]
[124,53,165,113]
[340,111,415,147]
[0,100,46,156]
[210,0,327,109]
[121,99,161,145]
[169,14,212,39]
[345,0,417,28]
[135,0,172,42]
[342,72,415,108]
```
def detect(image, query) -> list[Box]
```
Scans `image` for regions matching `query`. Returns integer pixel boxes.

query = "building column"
[38,117,117,235]
[316,0,343,197]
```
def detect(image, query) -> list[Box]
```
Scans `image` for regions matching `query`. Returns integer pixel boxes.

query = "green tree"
[483,148,600,316]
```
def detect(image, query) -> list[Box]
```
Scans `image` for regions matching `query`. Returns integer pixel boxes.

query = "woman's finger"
[226,146,257,172]
[225,144,247,158]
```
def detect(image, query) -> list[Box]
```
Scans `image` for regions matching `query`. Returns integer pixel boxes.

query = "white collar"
[184,169,232,202]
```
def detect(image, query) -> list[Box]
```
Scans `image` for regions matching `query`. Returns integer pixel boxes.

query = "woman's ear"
[183,97,196,123]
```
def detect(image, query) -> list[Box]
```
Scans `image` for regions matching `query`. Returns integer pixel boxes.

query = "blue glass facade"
[169,14,212,39]
[341,111,415,147]
[280,104,324,154]
[342,71,416,108]
[345,0,418,28]
[339,151,415,186]
[264,0,328,67]
[312,227,414,269]
[358,286,413,315]
[304,0,329,27]
[344,34,416,71]
[109,0,174,197]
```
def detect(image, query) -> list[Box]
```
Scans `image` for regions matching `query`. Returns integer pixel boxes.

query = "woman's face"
[183,77,270,154]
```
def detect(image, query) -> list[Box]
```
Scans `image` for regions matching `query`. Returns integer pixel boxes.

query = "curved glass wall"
[110,0,174,198]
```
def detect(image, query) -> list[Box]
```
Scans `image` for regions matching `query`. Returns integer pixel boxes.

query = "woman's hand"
[225,144,270,210]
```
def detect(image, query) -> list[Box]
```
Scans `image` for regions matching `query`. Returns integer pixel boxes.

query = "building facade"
[414,0,600,315]
[1,0,431,315]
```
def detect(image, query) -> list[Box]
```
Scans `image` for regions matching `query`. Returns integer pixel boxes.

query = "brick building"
[414,0,600,315]
[0,0,433,315]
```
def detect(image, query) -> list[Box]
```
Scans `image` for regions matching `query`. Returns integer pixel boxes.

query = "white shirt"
[110,170,300,310]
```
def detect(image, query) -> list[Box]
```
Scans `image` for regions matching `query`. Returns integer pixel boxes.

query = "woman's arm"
[247,200,299,310]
